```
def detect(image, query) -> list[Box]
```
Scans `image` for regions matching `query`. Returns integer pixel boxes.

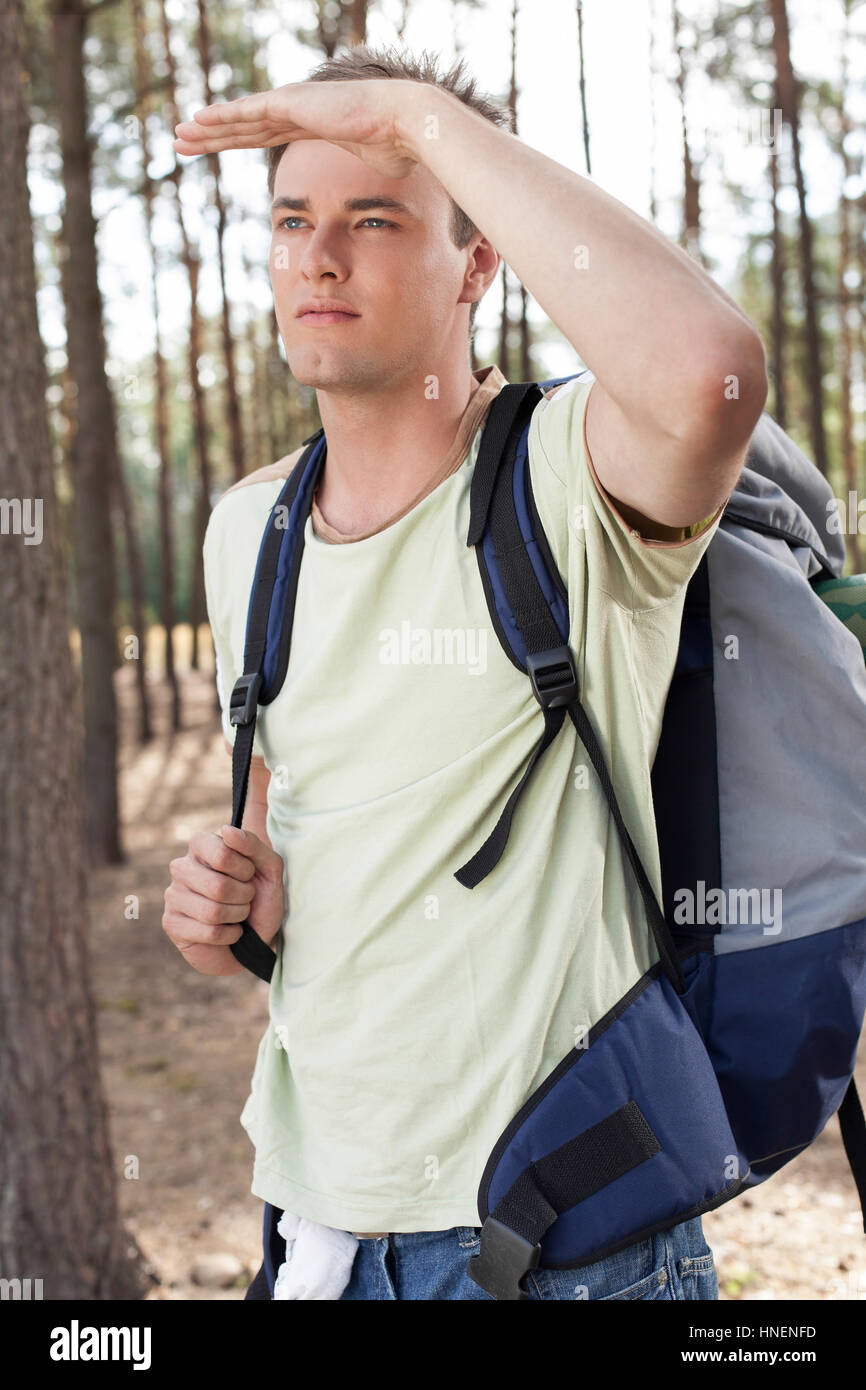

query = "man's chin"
[286,348,388,392]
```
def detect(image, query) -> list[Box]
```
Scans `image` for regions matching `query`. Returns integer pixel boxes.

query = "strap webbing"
[454,706,566,887]
[468,1100,663,1298]
[228,714,278,983]
[226,434,323,983]
[457,384,566,886]
[567,700,686,992]
[492,1100,661,1244]
[839,1077,866,1232]
[458,381,685,993]
[467,382,543,547]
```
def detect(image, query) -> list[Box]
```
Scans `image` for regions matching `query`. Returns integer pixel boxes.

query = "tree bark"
[268,308,289,471]
[133,0,180,729]
[347,0,369,46]
[52,0,122,864]
[498,263,511,378]
[576,0,591,176]
[769,0,828,475]
[243,248,267,477]
[197,0,245,484]
[769,83,787,430]
[504,0,532,380]
[648,0,658,223]
[112,452,153,743]
[835,0,860,569]
[0,0,147,1299]
[316,0,340,58]
[159,0,213,673]
[858,194,866,553]
[671,0,703,264]
[53,220,151,743]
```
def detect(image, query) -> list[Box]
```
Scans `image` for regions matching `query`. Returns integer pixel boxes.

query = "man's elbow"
[653,332,768,525]
[678,330,768,492]
[697,329,769,441]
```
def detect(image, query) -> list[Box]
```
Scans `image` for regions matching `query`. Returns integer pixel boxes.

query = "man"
[163,44,768,1300]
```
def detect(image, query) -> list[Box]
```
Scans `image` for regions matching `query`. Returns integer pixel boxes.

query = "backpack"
[223,372,866,1300]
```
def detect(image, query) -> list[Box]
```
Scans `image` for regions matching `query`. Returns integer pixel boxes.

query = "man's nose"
[299,226,348,282]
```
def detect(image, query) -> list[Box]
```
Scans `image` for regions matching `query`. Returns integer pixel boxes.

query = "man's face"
[269,139,478,391]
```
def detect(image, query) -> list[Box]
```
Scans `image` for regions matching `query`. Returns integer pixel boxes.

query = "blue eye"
[275,216,394,231]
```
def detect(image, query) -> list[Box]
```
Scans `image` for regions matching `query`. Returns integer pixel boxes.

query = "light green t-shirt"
[202,372,725,1232]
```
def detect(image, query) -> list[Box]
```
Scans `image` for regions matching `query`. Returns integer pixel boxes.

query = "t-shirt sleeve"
[203,501,268,762]
[527,374,728,613]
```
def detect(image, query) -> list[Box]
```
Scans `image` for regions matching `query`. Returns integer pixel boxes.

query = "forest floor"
[88,649,866,1302]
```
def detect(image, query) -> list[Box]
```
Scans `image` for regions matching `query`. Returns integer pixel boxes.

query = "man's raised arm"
[173,76,768,539]
[397,84,767,538]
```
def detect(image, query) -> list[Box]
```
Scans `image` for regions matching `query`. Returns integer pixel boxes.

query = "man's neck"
[312,358,480,535]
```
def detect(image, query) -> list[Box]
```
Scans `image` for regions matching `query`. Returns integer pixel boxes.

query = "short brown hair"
[266,43,512,337]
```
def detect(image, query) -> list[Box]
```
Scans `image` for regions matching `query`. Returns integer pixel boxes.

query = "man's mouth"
[297,310,359,325]
[295,300,360,325]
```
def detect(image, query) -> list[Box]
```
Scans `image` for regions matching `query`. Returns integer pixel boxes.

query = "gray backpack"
[226,375,866,1298]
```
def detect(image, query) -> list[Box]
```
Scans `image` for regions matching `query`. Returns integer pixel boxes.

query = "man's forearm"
[398,84,766,431]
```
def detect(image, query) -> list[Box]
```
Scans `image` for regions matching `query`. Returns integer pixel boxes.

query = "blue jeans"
[331,1215,717,1300]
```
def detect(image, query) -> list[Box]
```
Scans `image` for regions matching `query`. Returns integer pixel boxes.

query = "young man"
[163,45,768,1300]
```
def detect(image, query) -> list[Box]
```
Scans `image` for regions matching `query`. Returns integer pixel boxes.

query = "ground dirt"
[89,656,866,1302]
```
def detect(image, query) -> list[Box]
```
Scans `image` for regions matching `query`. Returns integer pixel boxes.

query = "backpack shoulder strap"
[227,427,325,982]
[456,381,575,883]
[839,1077,866,1233]
[462,378,685,993]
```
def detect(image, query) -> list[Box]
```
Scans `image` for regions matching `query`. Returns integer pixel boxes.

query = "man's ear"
[460,236,500,309]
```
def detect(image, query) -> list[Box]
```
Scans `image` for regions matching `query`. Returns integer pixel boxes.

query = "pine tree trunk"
[770,0,828,475]
[316,0,340,57]
[671,0,702,264]
[197,0,245,483]
[240,42,273,480]
[112,453,153,743]
[268,308,287,469]
[648,0,658,222]
[503,0,532,381]
[0,0,147,1299]
[133,0,180,729]
[858,199,866,553]
[53,0,122,865]
[54,221,151,743]
[248,314,267,477]
[769,101,787,430]
[159,1,213,673]
[576,0,591,175]
[835,0,860,569]
[498,263,511,377]
[519,284,532,381]
[347,0,369,45]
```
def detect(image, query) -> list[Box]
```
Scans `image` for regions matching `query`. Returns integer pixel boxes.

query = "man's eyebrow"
[270,194,416,217]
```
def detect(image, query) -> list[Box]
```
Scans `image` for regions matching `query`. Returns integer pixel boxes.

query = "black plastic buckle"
[229,672,262,726]
[465,1217,542,1301]
[525,645,578,709]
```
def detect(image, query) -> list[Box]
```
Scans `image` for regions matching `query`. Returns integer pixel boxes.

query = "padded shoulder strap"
[464,380,685,993]
[227,429,325,982]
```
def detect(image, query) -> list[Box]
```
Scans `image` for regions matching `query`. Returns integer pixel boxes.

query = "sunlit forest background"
[25,0,866,831]
[3,0,866,1301]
